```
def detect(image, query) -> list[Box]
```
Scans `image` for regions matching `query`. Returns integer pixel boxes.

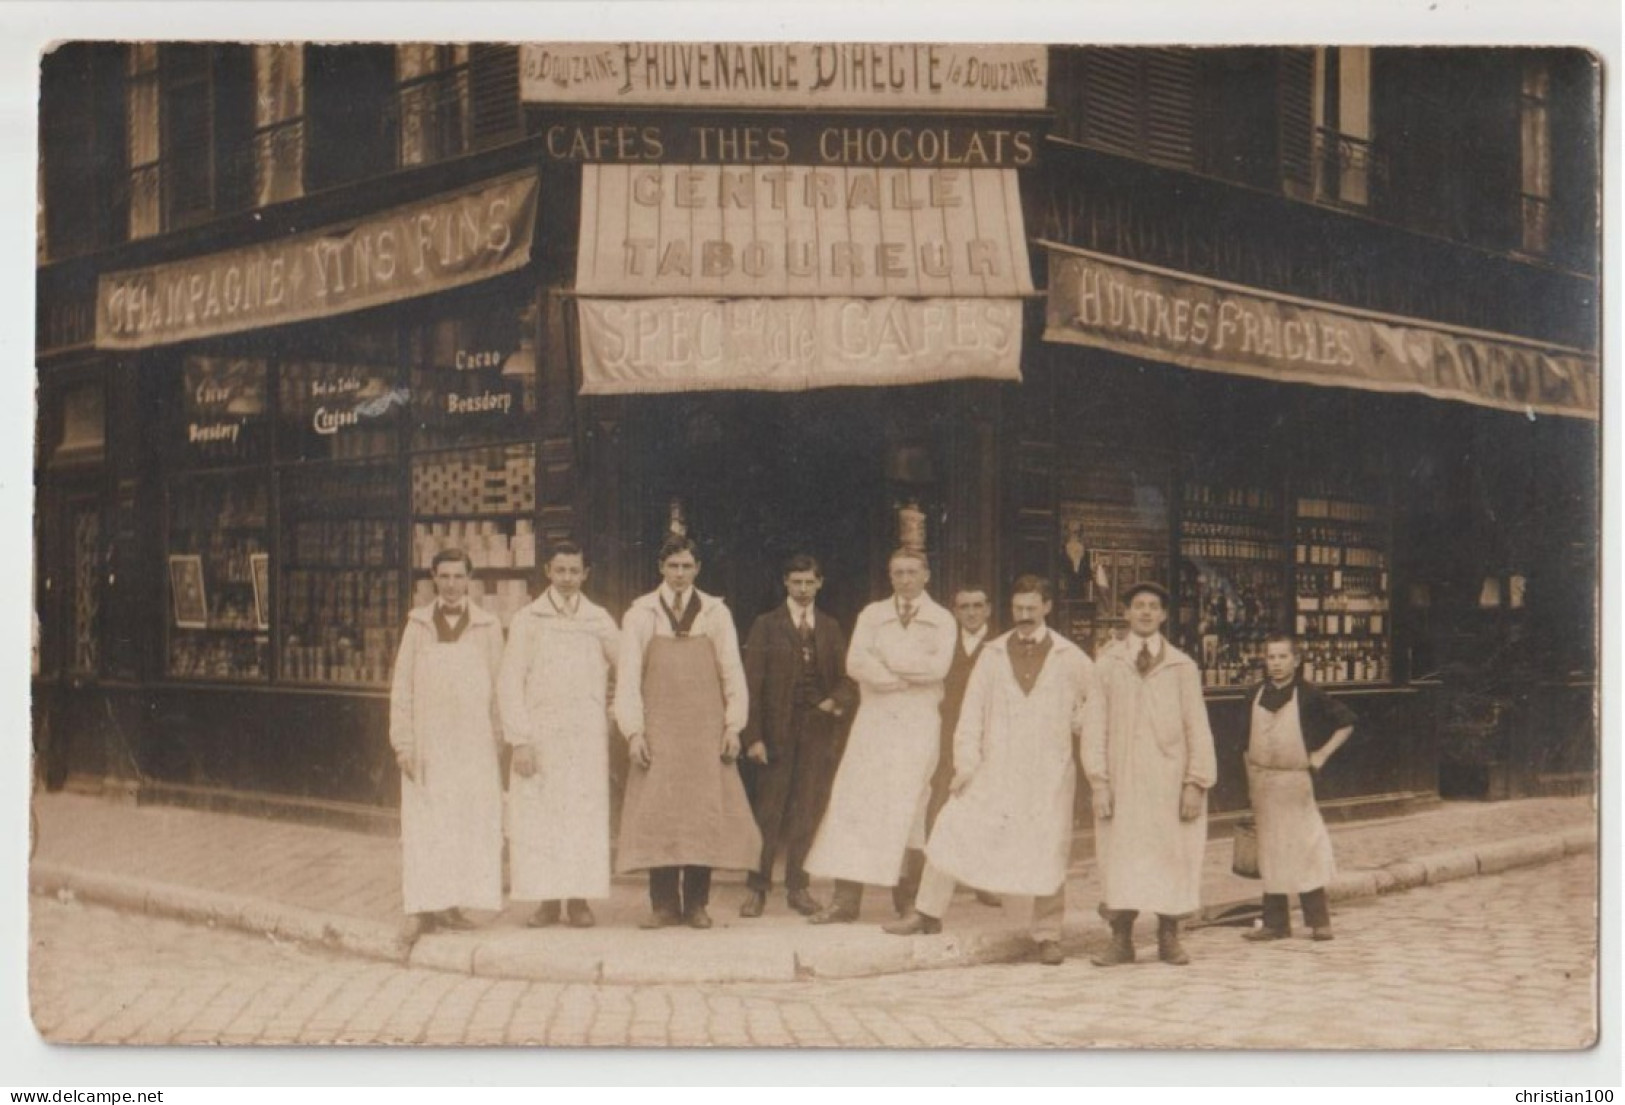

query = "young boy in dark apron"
[1243,634,1356,942]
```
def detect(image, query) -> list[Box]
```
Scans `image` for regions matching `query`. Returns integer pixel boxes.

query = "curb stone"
[30,825,1597,983]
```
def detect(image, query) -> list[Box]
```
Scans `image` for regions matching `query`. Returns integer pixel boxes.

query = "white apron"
[397,622,504,915]
[502,599,616,901]
[1246,690,1337,894]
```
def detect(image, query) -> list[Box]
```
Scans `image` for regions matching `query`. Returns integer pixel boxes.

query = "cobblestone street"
[29,853,1597,1050]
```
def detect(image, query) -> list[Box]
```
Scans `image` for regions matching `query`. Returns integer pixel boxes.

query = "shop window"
[1292,481,1392,686]
[409,289,538,451]
[1177,481,1288,689]
[1518,59,1552,256]
[252,45,305,207]
[276,323,403,462]
[278,460,402,687]
[177,356,270,468]
[69,501,102,674]
[1053,47,1197,170]
[1054,458,1173,656]
[410,444,537,629]
[165,471,271,681]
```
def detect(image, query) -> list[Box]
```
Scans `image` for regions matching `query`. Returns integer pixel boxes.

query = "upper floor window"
[39,42,123,261]
[1313,47,1374,208]
[1518,60,1552,256]
[1052,47,1198,170]
[124,43,255,239]
[253,45,305,207]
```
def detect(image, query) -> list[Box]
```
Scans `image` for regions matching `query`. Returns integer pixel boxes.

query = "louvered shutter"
[1278,48,1315,196]
[468,45,521,150]
[212,45,256,215]
[1080,47,1140,155]
[1143,49,1196,167]
[163,45,213,226]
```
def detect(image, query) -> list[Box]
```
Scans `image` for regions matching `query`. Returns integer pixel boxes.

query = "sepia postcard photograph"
[12,2,1615,1084]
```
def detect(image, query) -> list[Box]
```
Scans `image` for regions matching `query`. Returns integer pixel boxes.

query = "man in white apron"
[1081,581,1217,966]
[1244,634,1356,942]
[805,548,957,924]
[499,541,620,929]
[389,548,506,945]
[614,535,761,930]
[885,576,1094,966]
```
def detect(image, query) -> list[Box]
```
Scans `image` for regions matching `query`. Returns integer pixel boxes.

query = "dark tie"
[899,601,915,628]
[1136,645,1154,675]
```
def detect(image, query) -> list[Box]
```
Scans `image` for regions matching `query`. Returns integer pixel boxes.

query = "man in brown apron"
[1243,634,1357,942]
[613,535,761,930]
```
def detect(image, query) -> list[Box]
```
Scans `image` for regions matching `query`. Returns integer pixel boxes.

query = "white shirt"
[1127,631,1166,666]
[960,625,989,656]
[660,584,695,618]
[1013,626,1051,647]
[787,599,816,630]
[545,588,580,618]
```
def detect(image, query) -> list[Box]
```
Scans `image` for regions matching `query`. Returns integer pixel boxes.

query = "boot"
[1090,911,1136,967]
[1157,915,1190,966]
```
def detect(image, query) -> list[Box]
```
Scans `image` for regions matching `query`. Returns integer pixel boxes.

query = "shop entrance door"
[640,390,887,637]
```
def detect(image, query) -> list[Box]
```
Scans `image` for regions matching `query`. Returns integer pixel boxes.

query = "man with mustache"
[884,575,1094,965]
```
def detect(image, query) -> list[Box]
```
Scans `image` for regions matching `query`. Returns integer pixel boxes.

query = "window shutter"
[1278,48,1315,195]
[162,45,214,226]
[1079,47,1141,155]
[468,45,521,150]
[40,45,99,257]
[212,45,256,215]
[1143,49,1196,167]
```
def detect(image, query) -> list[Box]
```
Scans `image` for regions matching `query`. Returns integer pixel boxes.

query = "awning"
[96,171,541,351]
[575,164,1031,393]
[1042,243,1599,421]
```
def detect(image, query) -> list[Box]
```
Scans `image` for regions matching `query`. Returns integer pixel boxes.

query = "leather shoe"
[1243,926,1290,942]
[786,888,823,917]
[638,909,683,930]
[809,903,858,925]
[565,900,596,929]
[1310,926,1335,941]
[685,906,714,930]
[739,890,766,919]
[436,908,476,931]
[882,910,942,936]
[526,901,562,928]
[399,912,435,945]
[1036,940,1065,966]
[974,890,1004,908]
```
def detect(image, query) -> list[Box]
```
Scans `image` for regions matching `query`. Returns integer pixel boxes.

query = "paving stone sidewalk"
[29,790,1596,983]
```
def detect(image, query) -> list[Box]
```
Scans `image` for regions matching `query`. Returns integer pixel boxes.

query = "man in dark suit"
[896,585,1002,915]
[738,554,858,918]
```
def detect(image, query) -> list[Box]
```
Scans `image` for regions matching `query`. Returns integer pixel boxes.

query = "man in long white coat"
[884,575,1094,965]
[498,540,619,929]
[389,548,505,944]
[805,548,957,924]
[1081,580,1217,966]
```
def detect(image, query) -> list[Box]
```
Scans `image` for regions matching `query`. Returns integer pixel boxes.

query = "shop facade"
[34,43,1598,825]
